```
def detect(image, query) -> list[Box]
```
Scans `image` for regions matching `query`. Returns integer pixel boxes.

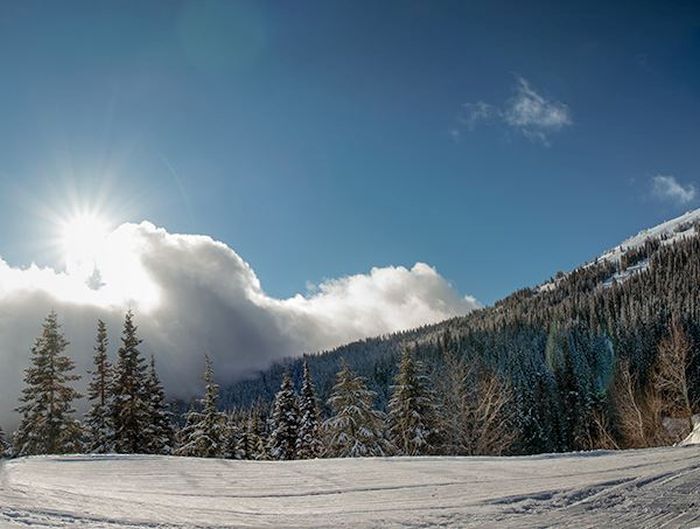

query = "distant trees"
[13,312,82,456]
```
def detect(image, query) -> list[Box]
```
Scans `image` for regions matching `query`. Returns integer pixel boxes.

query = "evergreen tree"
[246,406,269,460]
[295,362,323,459]
[111,310,150,453]
[13,311,82,456]
[176,355,226,457]
[0,426,10,458]
[224,411,246,459]
[268,372,299,460]
[143,355,175,454]
[387,349,439,455]
[85,319,114,453]
[323,360,392,457]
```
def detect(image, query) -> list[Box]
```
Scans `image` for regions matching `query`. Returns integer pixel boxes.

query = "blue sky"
[0,0,698,305]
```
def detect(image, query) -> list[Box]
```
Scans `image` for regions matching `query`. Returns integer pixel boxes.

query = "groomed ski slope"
[1,446,699,529]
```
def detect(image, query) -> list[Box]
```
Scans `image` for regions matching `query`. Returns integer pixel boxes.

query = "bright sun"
[60,212,110,277]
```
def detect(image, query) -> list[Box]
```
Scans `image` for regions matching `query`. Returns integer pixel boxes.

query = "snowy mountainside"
[1,447,700,528]
[600,208,700,262]
[538,208,700,292]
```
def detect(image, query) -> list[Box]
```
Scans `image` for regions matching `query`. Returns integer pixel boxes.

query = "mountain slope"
[223,210,700,454]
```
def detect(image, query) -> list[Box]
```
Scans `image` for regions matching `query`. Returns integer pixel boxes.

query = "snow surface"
[1,447,700,528]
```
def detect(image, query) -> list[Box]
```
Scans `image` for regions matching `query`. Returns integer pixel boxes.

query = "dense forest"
[2,221,699,460]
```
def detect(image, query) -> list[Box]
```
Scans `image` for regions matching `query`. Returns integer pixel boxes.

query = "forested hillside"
[222,211,700,454]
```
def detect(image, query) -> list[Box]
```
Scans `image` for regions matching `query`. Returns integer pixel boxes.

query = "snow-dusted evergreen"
[111,310,150,453]
[143,355,175,454]
[323,360,392,458]
[246,406,269,460]
[176,355,227,457]
[268,371,299,460]
[296,361,322,459]
[224,411,246,459]
[13,312,82,456]
[0,426,10,457]
[387,348,440,455]
[84,319,114,453]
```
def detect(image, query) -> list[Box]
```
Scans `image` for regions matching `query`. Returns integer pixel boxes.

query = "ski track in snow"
[0,446,699,528]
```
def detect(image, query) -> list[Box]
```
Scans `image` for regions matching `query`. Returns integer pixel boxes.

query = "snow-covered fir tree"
[111,310,150,453]
[143,355,175,454]
[176,355,227,457]
[246,407,269,460]
[387,348,440,455]
[268,371,300,460]
[0,426,10,458]
[295,361,323,459]
[323,360,392,458]
[224,411,246,459]
[84,319,114,453]
[13,311,82,456]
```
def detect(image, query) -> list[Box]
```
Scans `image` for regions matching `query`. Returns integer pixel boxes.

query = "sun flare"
[59,212,110,277]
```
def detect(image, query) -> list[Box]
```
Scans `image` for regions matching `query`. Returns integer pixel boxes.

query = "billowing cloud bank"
[0,222,478,427]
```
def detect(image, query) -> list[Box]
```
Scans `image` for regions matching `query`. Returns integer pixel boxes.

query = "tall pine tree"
[143,355,175,454]
[111,310,150,453]
[14,311,82,456]
[323,360,392,458]
[268,371,299,460]
[387,349,440,455]
[296,362,322,459]
[176,355,226,457]
[85,319,114,453]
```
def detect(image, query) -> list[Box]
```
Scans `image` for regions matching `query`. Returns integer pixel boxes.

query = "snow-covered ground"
[1,447,700,528]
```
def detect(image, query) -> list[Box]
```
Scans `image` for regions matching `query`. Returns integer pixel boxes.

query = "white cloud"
[652,175,696,205]
[503,77,572,144]
[456,77,572,145]
[0,222,478,427]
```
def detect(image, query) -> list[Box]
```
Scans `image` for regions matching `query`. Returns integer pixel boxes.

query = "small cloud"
[503,77,572,145]
[458,101,496,130]
[454,76,572,145]
[651,175,696,204]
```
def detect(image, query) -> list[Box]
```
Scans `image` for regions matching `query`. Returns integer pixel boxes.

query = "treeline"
[0,310,513,459]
